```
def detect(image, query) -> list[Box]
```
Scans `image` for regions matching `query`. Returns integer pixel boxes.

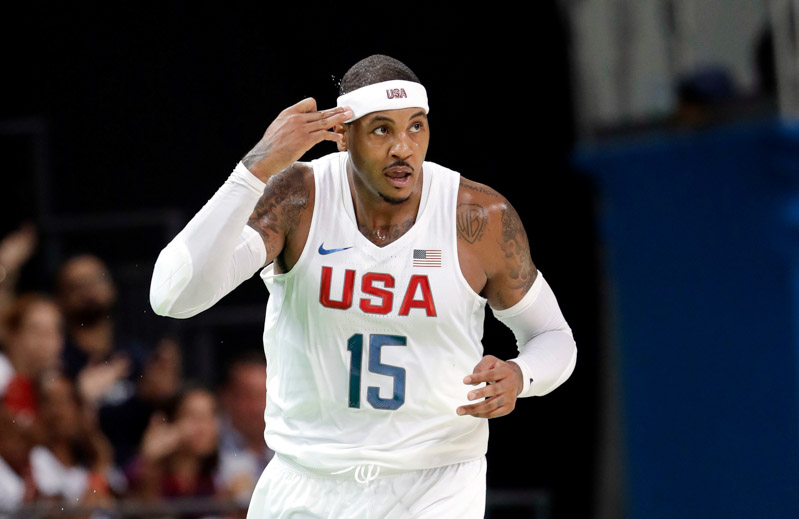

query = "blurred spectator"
[99,337,183,468]
[127,387,223,501]
[56,254,146,407]
[0,409,35,510]
[30,373,116,505]
[217,353,272,506]
[0,294,63,428]
[0,224,37,344]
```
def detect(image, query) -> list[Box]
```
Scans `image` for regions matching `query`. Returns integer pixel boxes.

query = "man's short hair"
[339,55,420,96]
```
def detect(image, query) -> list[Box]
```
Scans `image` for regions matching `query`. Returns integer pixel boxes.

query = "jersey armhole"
[269,162,320,280]
[451,171,488,304]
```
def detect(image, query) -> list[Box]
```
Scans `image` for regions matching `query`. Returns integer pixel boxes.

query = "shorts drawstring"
[331,464,382,486]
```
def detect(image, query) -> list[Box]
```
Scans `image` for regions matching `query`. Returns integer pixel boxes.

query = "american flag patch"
[413,249,442,267]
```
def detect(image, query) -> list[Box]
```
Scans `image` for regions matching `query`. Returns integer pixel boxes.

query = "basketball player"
[150,55,576,518]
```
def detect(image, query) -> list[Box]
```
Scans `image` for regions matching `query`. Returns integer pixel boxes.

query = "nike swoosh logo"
[318,243,354,255]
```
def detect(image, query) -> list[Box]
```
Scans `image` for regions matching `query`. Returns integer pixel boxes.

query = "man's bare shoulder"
[456,176,505,246]
[247,162,315,262]
[286,161,315,195]
[458,176,502,203]
[456,176,537,309]
[276,161,314,188]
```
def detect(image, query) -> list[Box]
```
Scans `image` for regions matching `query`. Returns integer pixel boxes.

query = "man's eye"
[410,122,423,132]
[374,126,388,135]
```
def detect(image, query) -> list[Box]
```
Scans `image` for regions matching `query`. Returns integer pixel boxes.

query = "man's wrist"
[242,147,282,183]
[233,162,267,193]
[507,358,533,397]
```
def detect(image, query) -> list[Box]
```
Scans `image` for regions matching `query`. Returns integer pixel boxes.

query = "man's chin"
[378,191,413,205]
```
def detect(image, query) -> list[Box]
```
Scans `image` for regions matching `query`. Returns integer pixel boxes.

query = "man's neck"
[347,165,424,246]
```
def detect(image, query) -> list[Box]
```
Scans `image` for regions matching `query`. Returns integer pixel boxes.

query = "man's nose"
[390,132,413,159]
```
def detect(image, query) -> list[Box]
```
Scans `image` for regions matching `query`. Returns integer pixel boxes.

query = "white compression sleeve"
[149,162,267,319]
[491,271,577,397]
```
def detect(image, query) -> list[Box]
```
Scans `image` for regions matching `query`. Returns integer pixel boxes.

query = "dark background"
[2,4,599,517]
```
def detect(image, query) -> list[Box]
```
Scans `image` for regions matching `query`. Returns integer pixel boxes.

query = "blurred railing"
[564,0,780,139]
[1,498,241,519]
[0,490,551,518]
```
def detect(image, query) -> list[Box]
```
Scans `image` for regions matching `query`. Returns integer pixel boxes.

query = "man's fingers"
[303,106,350,121]
[463,355,499,384]
[466,382,501,401]
[463,367,501,385]
[314,130,344,145]
[472,355,498,373]
[467,405,512,419]
[291,97,318,113]
[307,108,353,131]
[459,356,520,419]
[476,404,514,419]
[457,395,506,417]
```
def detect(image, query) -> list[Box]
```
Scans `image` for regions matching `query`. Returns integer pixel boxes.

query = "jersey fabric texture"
[259,151,488,473]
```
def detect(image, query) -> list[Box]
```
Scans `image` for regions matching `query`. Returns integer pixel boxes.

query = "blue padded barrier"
[577,120,799,519]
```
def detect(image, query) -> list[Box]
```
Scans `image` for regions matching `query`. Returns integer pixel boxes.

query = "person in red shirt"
[0,294,63,426]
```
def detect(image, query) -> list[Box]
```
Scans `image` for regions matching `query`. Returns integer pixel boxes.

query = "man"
[150,55,576,518]
[217,352,274,506]
[56,254,147,406]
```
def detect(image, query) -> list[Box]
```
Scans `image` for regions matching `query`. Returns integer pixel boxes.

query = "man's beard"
[378,191,412,205]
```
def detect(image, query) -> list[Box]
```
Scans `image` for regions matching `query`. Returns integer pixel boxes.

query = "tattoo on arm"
[499,204,535,295]
[247,165,309,261]
[457,203,487,244]
[242,142,272,170]
[459,179,498,197]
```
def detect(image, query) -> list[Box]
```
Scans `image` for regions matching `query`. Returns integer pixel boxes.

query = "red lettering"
[385,88,407,99]
[360,273,395,314]
[320,266,355,309]
[399,275,437,317]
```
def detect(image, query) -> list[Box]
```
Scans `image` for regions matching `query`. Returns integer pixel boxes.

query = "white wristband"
[491,271,577,397]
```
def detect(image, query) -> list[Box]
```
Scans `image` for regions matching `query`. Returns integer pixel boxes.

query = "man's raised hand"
[243,98,353,182]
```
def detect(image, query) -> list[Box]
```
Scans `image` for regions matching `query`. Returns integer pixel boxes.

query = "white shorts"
[246,455,487,519]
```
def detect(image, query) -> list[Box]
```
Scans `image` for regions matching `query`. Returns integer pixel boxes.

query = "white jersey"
[260,151,488,472]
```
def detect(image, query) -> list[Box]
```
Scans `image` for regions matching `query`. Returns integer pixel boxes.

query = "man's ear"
[335,123,348,151]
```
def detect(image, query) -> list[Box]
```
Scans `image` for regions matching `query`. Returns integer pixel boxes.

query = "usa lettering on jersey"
[319,266,437,317]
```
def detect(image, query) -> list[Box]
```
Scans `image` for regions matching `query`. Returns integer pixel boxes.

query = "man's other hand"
[457,355,524,419]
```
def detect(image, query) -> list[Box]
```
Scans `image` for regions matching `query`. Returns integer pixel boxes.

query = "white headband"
[336,80,429,123]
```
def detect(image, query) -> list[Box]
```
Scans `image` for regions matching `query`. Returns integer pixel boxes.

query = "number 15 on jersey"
[347,333,407,411]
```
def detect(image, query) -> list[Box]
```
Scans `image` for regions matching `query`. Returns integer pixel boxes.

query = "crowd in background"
[0,224,272,518]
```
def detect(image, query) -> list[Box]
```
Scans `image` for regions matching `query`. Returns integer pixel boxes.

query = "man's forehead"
[360,108,428,125]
